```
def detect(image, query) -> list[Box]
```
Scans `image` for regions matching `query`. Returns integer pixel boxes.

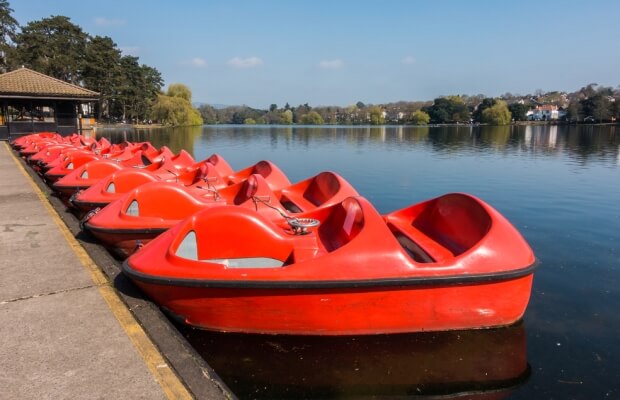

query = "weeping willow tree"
[481,100,512,125]
[150,83,203,126]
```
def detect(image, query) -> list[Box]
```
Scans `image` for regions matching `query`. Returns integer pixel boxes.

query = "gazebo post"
[54,101,58,133]
[77,103,82,135]
[29,100,34,133]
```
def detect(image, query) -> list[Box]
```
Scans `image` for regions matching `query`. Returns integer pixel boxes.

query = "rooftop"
[0,67,99,100]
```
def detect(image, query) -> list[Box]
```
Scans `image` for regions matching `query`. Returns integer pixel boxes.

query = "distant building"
[527,104,559,121]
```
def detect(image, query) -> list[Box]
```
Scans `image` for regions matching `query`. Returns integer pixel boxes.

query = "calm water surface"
[98,125,620,399]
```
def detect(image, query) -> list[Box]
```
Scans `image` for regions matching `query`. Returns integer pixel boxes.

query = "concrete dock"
[0,142,232,399]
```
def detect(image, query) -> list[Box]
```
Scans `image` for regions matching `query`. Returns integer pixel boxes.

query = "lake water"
[97,124,620,399]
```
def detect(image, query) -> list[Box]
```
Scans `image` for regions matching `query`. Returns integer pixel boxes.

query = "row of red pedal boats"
[12,132,537,335]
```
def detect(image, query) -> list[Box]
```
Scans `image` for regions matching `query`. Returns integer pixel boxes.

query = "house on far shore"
[0,67,99,141]
[526,104,565,121]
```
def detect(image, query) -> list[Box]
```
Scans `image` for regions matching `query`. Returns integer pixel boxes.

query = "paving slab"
[0,151,96,301]
[0,195,94,301]
[0,143,171,399]
[0,287,166,400]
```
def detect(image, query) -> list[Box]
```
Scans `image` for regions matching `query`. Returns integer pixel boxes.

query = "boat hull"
[124,262,534,335]
[71,199,109,215]
[86,225,166,259]
[53,184,89,198]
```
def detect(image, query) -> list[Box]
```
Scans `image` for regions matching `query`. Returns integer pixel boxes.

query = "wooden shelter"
[0,67,99,140]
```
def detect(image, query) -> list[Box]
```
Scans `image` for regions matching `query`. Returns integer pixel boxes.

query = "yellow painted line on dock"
[4,142,193,400]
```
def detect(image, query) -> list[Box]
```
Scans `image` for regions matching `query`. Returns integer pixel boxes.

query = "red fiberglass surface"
[125,195,535,334]
[17,132,536,335]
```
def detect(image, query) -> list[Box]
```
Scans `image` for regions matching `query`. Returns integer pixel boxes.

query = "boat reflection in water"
[180,322,530,399]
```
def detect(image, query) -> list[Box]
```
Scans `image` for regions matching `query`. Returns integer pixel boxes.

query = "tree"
[244,118,256,125]
[481,100,511,125]
[167,83,192,102]
[0,1,17,44]
[508,103,530,121]
[581,93,611,122]
[7,9,164,124]
[0,0,18,71]
[445,96,471,122]
[150,95,176,125]
[269,103,278,112]
[578,83,599,99]
[216,105,266,124]
[281,109,293,124]
[231,111,245,124]
[150,94,202,126]
[368,106,385,125]
[198,104,217,124]
[472,98,496,123]
[565,100,582,122]
[115,56,140,120]
[135,65,162,104]
[293,103,312,123]
[410,110,430,125]
[300,111,324,125]
[264,109,282,124]
[82,36,122,119]
[112,56,163,122]
[12,16,87,84]
[424,96,470,123]
[344,104,359,124]
[150,82,202,126]
[612,97,620,120]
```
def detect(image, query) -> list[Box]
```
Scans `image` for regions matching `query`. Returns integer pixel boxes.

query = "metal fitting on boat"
[287,217,320,235]
[80,207,101,230]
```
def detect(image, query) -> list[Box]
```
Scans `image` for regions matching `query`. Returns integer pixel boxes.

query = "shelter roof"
[0,67,99,100]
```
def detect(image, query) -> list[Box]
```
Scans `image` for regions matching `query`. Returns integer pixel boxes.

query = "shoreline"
[93,121,619,129]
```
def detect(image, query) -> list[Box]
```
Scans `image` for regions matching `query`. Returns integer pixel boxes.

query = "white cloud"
[94,17,126,27]
[402,56,416,65]
[192,58,207,67]
[184,57,207,67]
[228,56,264,69]
[319,59,344,69]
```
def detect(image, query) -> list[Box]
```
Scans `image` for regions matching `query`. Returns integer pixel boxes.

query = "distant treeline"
[199,84,619,126]
[0,2,616,127]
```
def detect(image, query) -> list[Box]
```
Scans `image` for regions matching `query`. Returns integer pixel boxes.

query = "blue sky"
[11,0,620,108]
